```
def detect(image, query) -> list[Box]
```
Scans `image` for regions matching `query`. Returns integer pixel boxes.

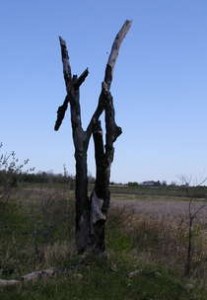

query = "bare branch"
[85,20,131,142]
[192,203,207,219]
[197,177,207,186]
[54,95,69,131]
[105,20,132,89]
[59,36,72,90]
[86,83,108,143]
[55,40,88,131]
[74,68,89,89]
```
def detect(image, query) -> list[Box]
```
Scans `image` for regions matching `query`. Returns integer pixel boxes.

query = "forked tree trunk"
[55,20,131,253]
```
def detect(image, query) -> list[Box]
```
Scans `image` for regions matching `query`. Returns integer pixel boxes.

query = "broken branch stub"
[74,68,89,89]
[54,95,69,131]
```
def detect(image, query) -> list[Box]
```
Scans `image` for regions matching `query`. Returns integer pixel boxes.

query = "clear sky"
[0,0,207,184]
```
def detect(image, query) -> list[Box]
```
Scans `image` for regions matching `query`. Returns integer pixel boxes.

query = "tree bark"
[90,121,108,252]
[86,20,132,141]
[55,20,132,254]
[90,86,122,252]
[86,20,131,252]
[56,38,91,253]
[67,79,91,253]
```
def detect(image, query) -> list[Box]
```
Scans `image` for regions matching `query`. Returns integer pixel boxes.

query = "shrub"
[0,143,33,203]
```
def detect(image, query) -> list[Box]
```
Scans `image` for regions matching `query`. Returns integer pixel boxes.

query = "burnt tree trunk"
[70,85,91,252]
[90,87,122,252]
[55,20,131,253]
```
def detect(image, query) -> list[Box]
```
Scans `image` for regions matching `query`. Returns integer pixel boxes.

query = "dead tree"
[54,20,132,253]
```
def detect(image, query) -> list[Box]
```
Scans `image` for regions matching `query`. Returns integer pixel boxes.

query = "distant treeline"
[0,170,73,186]
[19,172,74,184]
[0,170,96,186]
[115,182,207,199]
[1,170,206,198]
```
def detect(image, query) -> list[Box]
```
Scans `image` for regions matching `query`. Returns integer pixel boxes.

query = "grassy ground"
[0,184,207,299]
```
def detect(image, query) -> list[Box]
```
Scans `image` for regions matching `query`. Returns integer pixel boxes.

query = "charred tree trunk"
[70,86,91,253]
[90,87,122,252]
[55,39,91,253]
[55,20,132,254]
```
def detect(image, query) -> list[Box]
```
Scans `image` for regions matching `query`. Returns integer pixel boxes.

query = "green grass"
[1,250,202,300]
[0,188,74,278]
[0,184,207,299]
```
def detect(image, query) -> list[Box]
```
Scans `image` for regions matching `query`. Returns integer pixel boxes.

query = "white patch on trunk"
[91,191,106,224]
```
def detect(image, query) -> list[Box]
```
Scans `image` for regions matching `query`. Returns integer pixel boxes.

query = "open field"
[0,183,207,299]
[112,196,207,221]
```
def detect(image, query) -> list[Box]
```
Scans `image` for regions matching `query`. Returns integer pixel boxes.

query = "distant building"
[142,180,161,187]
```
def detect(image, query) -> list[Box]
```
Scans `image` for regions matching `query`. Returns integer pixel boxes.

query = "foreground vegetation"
[0,182,207,299]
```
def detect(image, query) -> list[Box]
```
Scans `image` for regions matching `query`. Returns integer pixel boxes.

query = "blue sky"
[0,0,207,184]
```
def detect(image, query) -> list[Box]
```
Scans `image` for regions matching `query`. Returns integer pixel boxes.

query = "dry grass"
[109,201,207,280]
[1,185,207,283]
[0,185,75,277]
[1,185,207,299]
[39,240,75,267]
[112,195,207,220]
